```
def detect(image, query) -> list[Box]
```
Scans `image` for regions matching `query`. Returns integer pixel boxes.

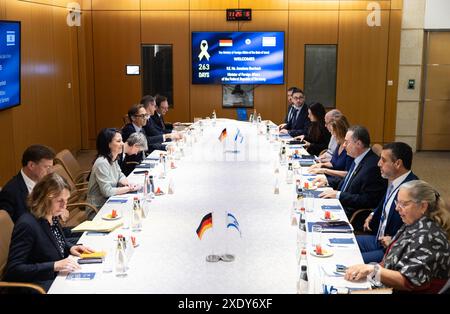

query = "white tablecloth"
[49,119,369,294]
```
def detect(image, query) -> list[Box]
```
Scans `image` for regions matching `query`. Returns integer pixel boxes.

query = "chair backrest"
[55,149,82,183]
[0,210,14,279]
[372,143,383,157]
[52,164,77,191]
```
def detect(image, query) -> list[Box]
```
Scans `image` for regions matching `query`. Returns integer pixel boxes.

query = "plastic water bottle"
[297,265,309,294]
[212,109,217,126]
[286,162,293,184]
[257,113,262,124]
[297,216,307,249]
[115,236,128,277]
[143,171,152,202]
[131,197,142,232]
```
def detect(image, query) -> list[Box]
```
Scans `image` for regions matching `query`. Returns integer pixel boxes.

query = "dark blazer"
[283,104,293,124]
[4,213,73,291]
[0,172,29,223]
[329,149,387,216]
[304,123,331,156]
[121,123,167,153]
[369,171,419,237]
[117,152,143,176]
[285,104,310,138]
[151,113,173,133]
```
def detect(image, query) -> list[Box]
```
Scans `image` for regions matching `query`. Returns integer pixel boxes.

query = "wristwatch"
[368,263,383,288]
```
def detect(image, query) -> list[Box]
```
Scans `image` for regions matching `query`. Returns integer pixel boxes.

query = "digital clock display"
[226,9,252,21]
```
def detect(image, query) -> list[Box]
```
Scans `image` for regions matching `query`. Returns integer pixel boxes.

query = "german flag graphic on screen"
[196,213,213,240]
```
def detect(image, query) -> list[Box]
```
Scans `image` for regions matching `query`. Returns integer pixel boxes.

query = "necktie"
[161,116,166,130]
[340,161,356,192]
[289,108,298,124]
[376,183,394,239]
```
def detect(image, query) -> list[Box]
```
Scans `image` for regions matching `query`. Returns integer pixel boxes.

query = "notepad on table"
[72,220,123,233]
[80,251,105,259]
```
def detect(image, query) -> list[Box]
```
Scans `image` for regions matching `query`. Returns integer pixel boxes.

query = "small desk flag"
[218,128,227,142]
[196,213,213,240]
[226,212,241,237]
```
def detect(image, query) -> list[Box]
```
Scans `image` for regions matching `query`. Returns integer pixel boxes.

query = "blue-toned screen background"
[0,21,20,110]
[192,32,284,85]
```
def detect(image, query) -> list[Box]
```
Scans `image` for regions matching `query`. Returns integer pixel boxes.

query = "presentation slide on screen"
[0,21,20,110]
[192,32,284,85]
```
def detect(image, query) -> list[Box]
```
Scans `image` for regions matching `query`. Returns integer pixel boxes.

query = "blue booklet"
[135,163,156,169]
[321,205,342,211]
[329,238,354,244]
[304,190,322,198]
[66,272,96,280]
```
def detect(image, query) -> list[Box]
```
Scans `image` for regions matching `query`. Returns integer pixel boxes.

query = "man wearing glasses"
[279,88,310,137]
[357,142,418,263]
[140,95,182,142]
[121,104,174,154]
[278,86,298,130]
[151,95,181,133]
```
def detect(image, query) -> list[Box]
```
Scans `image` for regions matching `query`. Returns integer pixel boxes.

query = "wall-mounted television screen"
[192,31,284,85]
[0,20,20,111]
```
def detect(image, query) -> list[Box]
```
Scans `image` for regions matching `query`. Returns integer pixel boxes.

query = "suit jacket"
[121,123,167,154]
[329,149,387,216]
[151,113,173,133]
[369,171,419,237]
[0,172,29,223]
[304,123,331,156]
[285,104,311,138]
[4,213,73,291]
[283,104,293,124]
[117,152,143,176]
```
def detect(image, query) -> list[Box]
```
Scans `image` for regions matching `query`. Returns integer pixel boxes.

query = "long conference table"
[49,118,370,294]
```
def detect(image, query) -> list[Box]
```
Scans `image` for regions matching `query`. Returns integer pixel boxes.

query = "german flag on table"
[196,213,213,240]
[218,128,227,142]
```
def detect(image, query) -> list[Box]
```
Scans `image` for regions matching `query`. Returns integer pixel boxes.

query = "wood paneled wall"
[0,0,403,185]
[79,0,402,148]
[0,0,81,186]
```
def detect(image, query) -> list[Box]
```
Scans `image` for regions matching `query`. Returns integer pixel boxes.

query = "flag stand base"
[206,255,221,263]
[220,254,235,262]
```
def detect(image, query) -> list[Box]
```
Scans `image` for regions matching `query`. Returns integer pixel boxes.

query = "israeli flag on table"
[234,128,244,143]
[226,212,241,237]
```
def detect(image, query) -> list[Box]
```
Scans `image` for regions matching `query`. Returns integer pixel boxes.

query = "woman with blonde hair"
[309,115,353,178]
[4,172,93,292]
[345,180,450,293]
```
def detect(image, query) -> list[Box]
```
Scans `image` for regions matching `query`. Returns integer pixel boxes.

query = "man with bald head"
[318,109,343,162]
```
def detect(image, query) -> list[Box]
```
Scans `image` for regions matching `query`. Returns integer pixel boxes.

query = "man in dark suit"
[140,95,182,142]
[121,104,174,154]
[279,88,310,137]
[357,142,418,263]
[0,145,55,223]
[315,126,387,227]
[278,86,298,130]
[151,95,180,133]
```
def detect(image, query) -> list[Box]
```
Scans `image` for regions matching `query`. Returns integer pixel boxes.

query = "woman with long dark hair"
[87,128,138,209]
[295,102,331,156]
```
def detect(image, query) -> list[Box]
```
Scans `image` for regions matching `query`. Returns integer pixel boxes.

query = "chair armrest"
[349,208,372,224]
[0,281,46,294]
[66,202,99,213]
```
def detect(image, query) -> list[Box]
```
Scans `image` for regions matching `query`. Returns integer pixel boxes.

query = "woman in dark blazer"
[295,102,331,156]
[4,173,93,292]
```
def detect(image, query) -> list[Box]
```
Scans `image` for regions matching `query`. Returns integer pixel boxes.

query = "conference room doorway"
[419,31,450,150]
